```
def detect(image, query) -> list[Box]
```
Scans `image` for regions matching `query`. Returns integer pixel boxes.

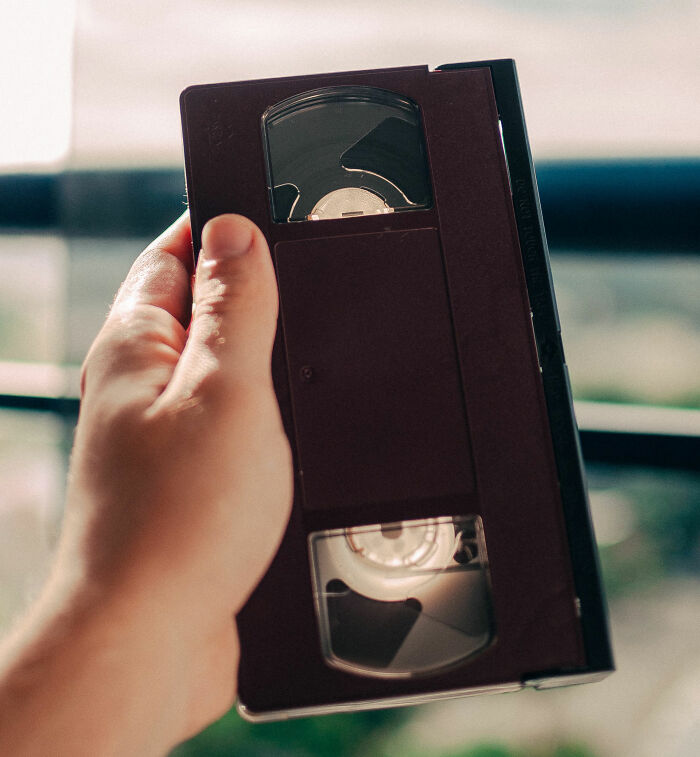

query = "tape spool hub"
[310,187,393,220]
[346,520,441,569]
[333,519,457,601]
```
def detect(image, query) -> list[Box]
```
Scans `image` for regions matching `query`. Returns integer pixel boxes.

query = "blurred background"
[1,1,699,755]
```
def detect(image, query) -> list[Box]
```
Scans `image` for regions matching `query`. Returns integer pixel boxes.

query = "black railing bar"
[0,161,699,251]
[1,362,699,436]
[1,389,696,472]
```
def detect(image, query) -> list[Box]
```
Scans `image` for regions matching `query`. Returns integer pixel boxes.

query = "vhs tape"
[180,59,613,720]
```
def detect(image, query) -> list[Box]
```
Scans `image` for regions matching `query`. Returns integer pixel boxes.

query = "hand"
[0,214,293,755]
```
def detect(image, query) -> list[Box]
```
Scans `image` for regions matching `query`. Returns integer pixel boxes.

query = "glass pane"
[68,1,698,167]
[0,234,67,364]
[0,410,70,633]
[64,237,147,364]
[552,252,700,409]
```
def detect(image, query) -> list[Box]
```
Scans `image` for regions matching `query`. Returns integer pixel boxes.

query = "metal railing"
[2,161,699,472]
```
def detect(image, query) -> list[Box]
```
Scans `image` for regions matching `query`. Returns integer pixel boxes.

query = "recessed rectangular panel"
[275,228,474,511]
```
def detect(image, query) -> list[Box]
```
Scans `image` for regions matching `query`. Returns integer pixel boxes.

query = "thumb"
[173,214,279,396]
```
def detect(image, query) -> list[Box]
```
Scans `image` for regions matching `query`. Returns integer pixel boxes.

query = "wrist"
[0,566,200,756]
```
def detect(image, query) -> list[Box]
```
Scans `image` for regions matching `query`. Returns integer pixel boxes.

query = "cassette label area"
[310,516,494,678]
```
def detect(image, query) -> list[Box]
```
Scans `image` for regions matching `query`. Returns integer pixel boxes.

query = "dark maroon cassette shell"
[180,60,613,718]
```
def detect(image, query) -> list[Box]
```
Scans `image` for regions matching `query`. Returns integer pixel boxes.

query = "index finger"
[111,211,194,327]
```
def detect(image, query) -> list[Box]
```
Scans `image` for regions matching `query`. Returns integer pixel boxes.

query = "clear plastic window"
[262,86,432,223]
[309,515,494,678]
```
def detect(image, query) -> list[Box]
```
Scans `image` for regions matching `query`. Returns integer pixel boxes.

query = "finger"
[110,211,194,328]
[167,214,279,399]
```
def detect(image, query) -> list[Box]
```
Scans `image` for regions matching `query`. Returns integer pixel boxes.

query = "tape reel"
[262,86,433,222]
[310,516,494,678]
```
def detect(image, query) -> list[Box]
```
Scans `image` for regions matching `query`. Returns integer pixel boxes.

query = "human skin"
[0,213,293,755]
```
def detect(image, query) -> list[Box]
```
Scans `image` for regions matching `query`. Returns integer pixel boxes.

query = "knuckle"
[79,357,90,397]
[81,306,181,397]
[112,304,182,349]
[79,334,112,397]
[198,258,260,310]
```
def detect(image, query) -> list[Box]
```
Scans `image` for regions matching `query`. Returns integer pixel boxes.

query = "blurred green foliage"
[171,707,408,757]
[436,744,597,757]
[592,467,700,597]
[575,385,700,410]
[172,706,600,757]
